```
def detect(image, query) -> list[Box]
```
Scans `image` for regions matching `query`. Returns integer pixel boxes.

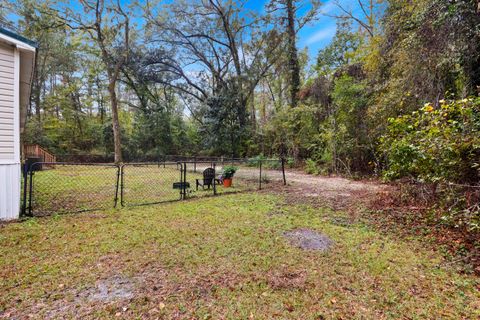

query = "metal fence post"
[21,163,28,217]
[281,158,286,186]
[28,169,34,216]
[114,165,121,208]
[213,162,217,195]
[183,162,187,199]
[177,162,182,199]
[194,156,197,173]
[120,165,125,207]
[259,160,262,190]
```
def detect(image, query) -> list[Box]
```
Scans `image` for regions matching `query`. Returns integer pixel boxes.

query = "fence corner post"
[120,164,125,207]
[182,161,187,200]
[213,163,217,195]
[281,157,286,186]
[114,164,121,208]
[28,169,34,217]
[21,162,28,217]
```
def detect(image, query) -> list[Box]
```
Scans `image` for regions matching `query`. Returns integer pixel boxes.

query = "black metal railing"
[22,158,287,217]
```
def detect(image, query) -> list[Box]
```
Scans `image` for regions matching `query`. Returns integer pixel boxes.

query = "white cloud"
[320,0,357,15]
[305,25,336,45]
[320,1,337,15]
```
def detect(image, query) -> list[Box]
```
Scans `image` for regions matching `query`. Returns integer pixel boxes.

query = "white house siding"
[0,43,15,161]
[0,43,20,220]
[0,164,20,220]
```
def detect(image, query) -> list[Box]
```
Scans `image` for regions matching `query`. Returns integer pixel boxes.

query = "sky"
[4,0,362,62]
[245,0,362,60]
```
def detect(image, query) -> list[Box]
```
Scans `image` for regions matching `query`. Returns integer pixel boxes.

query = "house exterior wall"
[0,43,15,161]
[0,43,20,220]
[0,164,20,220]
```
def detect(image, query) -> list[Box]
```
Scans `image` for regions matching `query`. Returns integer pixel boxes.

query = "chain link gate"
[23,162,121,216]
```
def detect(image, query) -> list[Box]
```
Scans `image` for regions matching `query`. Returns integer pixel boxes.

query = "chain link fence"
[22,158,287,216]
[121,162,184,206]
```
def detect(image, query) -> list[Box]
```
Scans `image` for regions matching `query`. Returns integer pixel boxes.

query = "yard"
[1,188,479,319]
[3,0,479,318]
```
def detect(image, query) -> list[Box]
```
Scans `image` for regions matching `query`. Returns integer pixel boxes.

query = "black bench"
[173,182,190,189]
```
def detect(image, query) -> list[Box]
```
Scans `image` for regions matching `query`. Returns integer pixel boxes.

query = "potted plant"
[222,165,237,187]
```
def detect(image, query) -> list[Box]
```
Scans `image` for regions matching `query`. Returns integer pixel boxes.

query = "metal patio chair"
[196,168,220,190]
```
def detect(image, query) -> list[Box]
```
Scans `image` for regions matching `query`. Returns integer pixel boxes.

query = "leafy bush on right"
[380,97,480,231]
[381,97,480,184]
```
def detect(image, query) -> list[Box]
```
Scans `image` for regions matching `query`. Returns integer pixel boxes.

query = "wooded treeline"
[2,0,479,177]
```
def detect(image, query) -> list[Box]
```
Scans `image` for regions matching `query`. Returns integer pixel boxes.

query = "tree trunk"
[96,75,105,124]
[286,0,300,108]
[33,78,41,120]
[108,80,123,163]
[250,93,256,130]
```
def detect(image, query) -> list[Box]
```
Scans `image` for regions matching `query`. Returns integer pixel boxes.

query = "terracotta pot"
[223,178,232,187]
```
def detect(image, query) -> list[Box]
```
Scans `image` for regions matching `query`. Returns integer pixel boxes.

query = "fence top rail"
[28,162,120,167]
[255,159,283,162]
[183,160,217,164]
[406,179,480,189]
[181,158,282,164]
[123,161,183,166]
[27,161,187,167]
[25,159,284,168]
[165,156,283,161]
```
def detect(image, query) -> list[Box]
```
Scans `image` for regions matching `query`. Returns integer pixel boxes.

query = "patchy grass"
[1,193,479,319]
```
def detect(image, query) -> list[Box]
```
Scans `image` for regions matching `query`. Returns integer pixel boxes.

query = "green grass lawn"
[1,193,479,319]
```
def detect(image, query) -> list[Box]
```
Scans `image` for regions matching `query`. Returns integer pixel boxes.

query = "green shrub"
[286,157,295,168]
[380,97,480,184]
[222,165,238,179]
[380,97,480,231]
[247,155,282,169]
[305,158,320,175]
[247,155,266,167]
[264,161,281,170]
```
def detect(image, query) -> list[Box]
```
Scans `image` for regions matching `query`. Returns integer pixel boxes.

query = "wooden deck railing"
[23,144,56,163]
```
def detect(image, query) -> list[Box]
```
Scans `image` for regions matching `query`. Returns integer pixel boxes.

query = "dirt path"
[283,170,382,192]
[261,169,388,211]
[207,164,389,211]
[198,163,389,213]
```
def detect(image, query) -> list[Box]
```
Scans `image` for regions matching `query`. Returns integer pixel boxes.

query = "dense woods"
[2,1,480,199]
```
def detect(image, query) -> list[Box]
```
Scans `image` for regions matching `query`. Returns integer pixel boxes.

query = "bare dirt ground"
[266,169,387,212]
[267,169,480,275]
[196,164,386,210]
